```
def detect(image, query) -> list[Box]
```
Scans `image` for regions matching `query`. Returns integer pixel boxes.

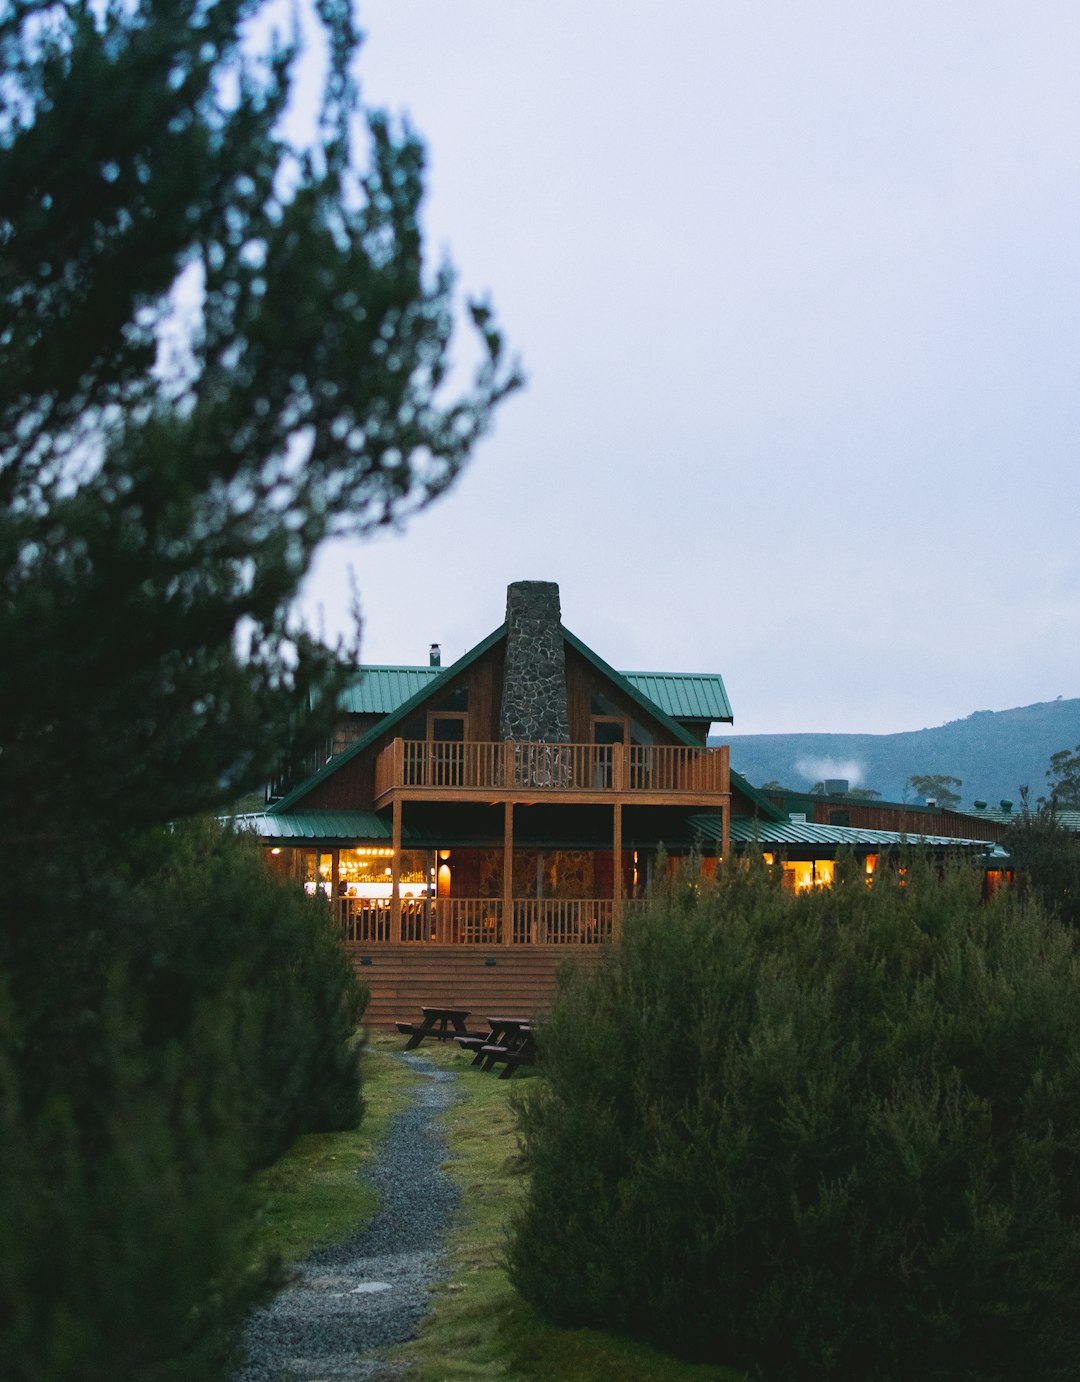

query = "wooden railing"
[337,897,615,945]
[512,899,613,945]
[375,740,729,798]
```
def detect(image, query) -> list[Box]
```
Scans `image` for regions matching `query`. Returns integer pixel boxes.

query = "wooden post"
[720,745,731,863]
[331,847,341,929]
[390,797,402,944]
[612,800,623,941]
[502,800,514,945]
[503,739,514,789]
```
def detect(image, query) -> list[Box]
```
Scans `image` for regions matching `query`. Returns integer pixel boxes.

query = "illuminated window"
[781,858,835,893]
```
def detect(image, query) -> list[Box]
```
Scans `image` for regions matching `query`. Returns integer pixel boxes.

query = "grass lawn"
[248,1031,745,1379]
[249,1035,421,1265]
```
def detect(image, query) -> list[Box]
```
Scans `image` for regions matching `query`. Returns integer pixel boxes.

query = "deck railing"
[375,739,728,798]
[338,897,616,945]
[512,899,613,945]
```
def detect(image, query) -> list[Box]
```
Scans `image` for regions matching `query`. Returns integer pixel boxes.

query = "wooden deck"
[351,943,609,1029]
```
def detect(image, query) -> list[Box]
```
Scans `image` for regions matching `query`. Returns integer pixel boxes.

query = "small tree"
[1045,745,1080,809]
[907,773,963,808]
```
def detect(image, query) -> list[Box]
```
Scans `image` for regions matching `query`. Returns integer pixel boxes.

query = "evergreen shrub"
[0,819,368,1379]
[509,857,1080,1381]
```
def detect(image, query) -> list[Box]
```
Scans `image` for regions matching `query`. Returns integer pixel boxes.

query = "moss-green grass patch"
[395,1039,745,1382]
[250,1033,421,1265]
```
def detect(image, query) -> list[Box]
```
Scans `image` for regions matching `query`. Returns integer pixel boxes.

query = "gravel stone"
[234,1054,461,1381]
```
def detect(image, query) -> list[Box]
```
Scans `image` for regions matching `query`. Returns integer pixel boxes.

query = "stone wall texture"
[499,581,571,742]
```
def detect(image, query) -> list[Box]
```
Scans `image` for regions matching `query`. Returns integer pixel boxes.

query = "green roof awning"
[718,815,1005,852]
[232,811,392,842]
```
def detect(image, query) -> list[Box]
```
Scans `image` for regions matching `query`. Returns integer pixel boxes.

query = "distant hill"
[711,698,1080,808]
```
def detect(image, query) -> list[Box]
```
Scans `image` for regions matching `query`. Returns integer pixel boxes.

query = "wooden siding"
[807,801,1009,842]
[352,942,608,1029]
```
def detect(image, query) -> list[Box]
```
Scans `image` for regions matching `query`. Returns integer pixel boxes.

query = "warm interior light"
[270,847,281,855]
[438,849,451,861]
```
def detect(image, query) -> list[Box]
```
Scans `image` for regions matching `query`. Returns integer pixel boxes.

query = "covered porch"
[243,803,721,946]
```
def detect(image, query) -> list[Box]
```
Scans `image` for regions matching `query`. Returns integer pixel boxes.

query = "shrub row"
[0,819,367,1381]
[509,856,1080,1381]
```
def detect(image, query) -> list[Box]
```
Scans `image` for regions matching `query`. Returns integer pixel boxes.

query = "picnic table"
[457,1016,536,1079]
[395,1006,476,1050]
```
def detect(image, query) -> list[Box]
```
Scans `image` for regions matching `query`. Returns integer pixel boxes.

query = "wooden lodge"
[236,581,1009,1025]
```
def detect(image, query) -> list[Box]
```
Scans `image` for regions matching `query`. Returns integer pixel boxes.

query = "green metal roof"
[339,666,442,715]
[959,806,1080,832]
[718,815,1003,851]
[233,809,1006,860]
[233,810,393,841]
[622,672,732,722]
[338,664,732,723]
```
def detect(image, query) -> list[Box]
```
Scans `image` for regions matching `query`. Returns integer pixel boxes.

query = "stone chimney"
[498,581,571,742]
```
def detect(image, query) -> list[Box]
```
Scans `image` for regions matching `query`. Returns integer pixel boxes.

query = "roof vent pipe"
[429,643,441,667]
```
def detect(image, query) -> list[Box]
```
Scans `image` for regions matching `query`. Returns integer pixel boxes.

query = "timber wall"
[348,943,609,1029]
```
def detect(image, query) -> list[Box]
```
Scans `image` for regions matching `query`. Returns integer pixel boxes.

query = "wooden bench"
[455,1035,490,1065]
[395,1006,475,1050]
[480,1033,536,1079]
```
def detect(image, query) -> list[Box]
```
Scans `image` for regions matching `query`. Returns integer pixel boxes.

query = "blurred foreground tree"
[0,5,517,1374]
[0,0,519,840]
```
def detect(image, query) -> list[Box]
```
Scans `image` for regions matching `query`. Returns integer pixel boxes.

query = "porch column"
[502,800,514,945]
[390,798,402,944]
[721,799,730,865]
[331,847,341,929]
[612,801,623,941]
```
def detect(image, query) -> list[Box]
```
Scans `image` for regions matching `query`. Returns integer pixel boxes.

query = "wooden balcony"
[374,739,729,806]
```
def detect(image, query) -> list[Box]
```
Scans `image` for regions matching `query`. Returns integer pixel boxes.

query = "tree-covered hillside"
[714,698,1080,806]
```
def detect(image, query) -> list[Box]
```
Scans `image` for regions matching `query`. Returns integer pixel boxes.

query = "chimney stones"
[498,581,571,742]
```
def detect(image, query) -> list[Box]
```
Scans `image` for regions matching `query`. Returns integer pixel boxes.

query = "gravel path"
[234,1053,461,1381]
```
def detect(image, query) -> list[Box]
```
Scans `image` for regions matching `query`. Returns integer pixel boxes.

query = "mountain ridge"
[711,697,1080,807]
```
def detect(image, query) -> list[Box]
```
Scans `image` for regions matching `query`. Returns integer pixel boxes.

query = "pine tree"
[0,0,520,839]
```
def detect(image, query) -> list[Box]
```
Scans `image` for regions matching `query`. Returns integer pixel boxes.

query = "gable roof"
[269,624,508,813]
[271,622,744,815]
[337,664,733,723]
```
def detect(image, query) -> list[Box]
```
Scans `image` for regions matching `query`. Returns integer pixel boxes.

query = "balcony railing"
[374,739,729,799]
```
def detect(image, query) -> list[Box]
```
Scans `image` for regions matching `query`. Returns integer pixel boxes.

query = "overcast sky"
[297,2,1080,735]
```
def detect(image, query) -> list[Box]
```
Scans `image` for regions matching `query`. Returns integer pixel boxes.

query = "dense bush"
[0,820,367,1380]
[1005,807,1080,931]
[509,857,1080,1381]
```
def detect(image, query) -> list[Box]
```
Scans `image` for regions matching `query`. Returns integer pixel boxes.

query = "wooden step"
[346,943,608,1029]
